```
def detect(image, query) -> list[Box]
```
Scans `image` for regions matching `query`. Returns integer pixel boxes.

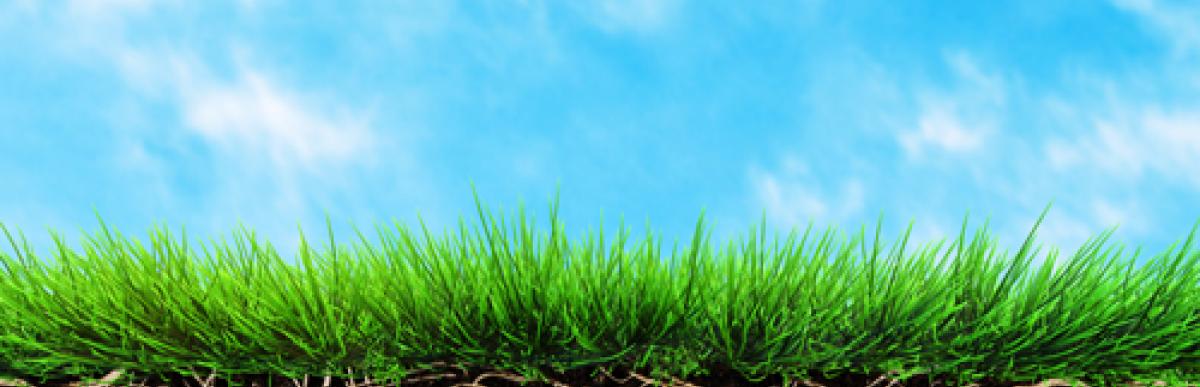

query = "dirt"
[0,362,1194,387]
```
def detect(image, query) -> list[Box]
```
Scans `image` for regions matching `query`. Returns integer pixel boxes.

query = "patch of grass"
[1,188,1199,386]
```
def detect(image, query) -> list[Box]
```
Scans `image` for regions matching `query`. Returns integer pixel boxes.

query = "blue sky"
[2,1,1199,275]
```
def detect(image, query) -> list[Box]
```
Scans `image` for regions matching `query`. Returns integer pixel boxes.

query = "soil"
[0,362,1193,387]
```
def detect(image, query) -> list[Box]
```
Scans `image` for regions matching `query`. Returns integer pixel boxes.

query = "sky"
[1,0,1199,279]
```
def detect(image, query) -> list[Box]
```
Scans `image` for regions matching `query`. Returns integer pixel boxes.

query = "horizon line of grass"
[0,188,1198,386]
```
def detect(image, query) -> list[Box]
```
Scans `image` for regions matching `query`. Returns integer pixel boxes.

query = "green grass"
[1,190,1199,386]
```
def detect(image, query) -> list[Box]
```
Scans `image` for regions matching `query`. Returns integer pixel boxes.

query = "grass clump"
[0,190,1198,387]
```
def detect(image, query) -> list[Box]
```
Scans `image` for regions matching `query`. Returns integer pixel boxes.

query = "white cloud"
[1018,208,1095,271]
[899,102,988,158]
[1090,197,1146,233]
[748,154,866,233]
[127,52,392,261]
[7,0,37,14]
[579,0,680,35]
[1135,110,1200,186]
[1111,0,1200,59]
[177,66,377,173]
[898,51,1002,160]
[104,41,382,185]
[1094,122,1148,176]
[510,149,546,181]
[1042,108,1200,188]
[0,1,37,32]
[56,2,378,176]
[66,0,155,19]
[234,0,268,13]
[1044,138,1083,170]
[1000,199,1146,267]
[945,50,1005,106]
[42,2,419,261]
[905,218,953,251]
[1044,123,1147,178]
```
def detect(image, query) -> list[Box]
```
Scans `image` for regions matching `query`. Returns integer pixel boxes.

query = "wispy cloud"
[2,0,38,17]
[130,52,394,254]
[1018,197,1146,263]
[66,0,155,18]
[898,102,988,159]
[1111,0,1200,60]
[43,2,411,257]
[1023,208,1096,264]
[1043,108,1200,189]
[60,2,379,177]
[1090,197,1147,234]
[898,51,1002,161]
[944,50,1006,106]
[747,154,865,233]
[174,62,378,173]
[576,0,681,35]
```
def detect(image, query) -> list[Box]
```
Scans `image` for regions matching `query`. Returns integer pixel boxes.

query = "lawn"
[1,191,1199,386]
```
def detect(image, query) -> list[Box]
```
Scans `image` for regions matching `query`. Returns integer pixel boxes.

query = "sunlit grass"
[0,189,1198,386]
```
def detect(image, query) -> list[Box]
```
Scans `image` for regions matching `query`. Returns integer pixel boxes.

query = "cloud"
[234,0,268,13]
[125,52,392,258]
[1007,198,1146,261]
[175,63,377,173]
[747,154,866,233]
[577,0,681,35]
[1020,207,1096,268]
[1111,0,1200,59]
[57,2,378,176]
[944,50,1006,105]
[1043,123,1146,178]
[898,102,988,158]
[100,38,383,204]
[41,2,409,259]
[1043,108,1200,189]
[1090,197,1145,232]
[4,0,37,15]
[898,51,1002,161]
[1044,137,1083,170]
[66,0,155,18]
[109,107,177,210]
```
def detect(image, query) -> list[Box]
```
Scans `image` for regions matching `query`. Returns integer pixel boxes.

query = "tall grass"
[0,190,1199,387]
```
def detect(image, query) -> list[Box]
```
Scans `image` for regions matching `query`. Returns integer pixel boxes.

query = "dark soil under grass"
[0,362,1192,387]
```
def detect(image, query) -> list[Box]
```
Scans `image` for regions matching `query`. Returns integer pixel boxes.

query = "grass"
[0,189,1199,386]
